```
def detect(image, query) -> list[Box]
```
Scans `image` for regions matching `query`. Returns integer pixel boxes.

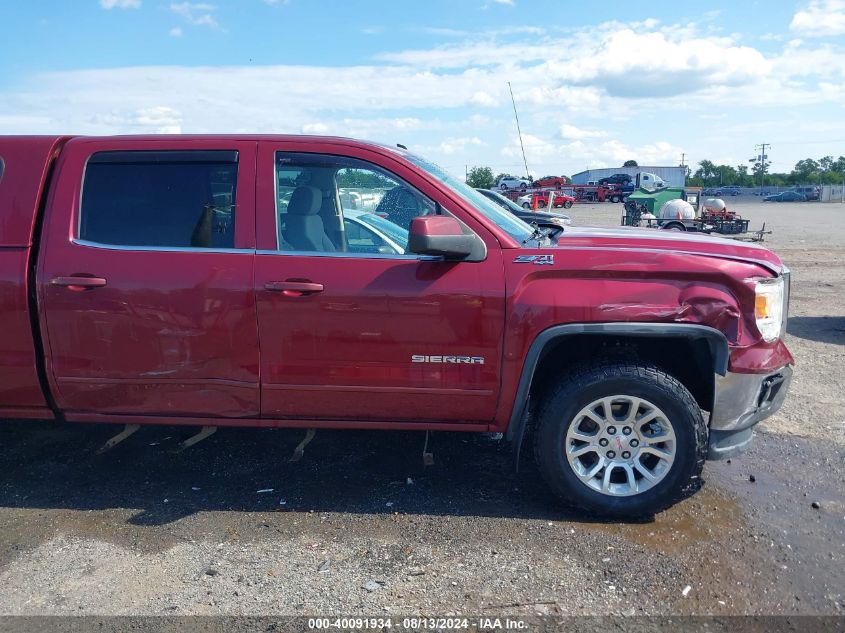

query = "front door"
[254,142,504,422]
[37,139,260,418]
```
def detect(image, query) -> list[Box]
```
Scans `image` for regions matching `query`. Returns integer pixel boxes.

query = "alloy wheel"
[564,395,676,496]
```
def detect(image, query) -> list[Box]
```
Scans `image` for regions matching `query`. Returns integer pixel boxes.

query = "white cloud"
[169,26,183,37]
[432,136,483,155]
[500,132,684,173]
[559,124,607,140]
[378,24,769,99]
[133,106,183,133]
[170,2,220,29]
[99,0,141,8]
[790,0,845,37]
[491,0,514,4]
[469,91,497,107]
[301,122,330,134]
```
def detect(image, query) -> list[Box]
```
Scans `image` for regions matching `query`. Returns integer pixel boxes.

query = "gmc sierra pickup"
[0,135,793,517]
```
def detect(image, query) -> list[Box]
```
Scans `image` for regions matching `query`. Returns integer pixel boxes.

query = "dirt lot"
[0,200,842,617]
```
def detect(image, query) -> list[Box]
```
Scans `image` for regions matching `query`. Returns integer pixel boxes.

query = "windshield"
[402,153,533,242]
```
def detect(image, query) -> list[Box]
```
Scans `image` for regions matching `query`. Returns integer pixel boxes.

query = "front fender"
[504,322,729,443]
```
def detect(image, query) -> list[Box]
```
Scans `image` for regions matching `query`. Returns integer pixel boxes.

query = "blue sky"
[1,0,844,178]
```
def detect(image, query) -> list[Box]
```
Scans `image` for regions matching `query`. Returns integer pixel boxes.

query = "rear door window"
[80,150,238,248]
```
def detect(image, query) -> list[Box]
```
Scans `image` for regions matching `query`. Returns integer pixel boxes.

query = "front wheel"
[500,183,509,190]
[533,362,707,518]
[563,200,573,209]
[522,202,531,209]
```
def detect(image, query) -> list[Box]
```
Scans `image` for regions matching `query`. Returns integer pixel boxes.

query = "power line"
[508,81,530,180]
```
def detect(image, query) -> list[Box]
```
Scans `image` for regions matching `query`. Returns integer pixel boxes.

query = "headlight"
[754,276,785,342]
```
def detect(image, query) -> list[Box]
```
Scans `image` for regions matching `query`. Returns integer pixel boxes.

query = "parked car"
[533,175,569,189]
[516,191,575,209]
[598,173,633,186]
[0,133,793,518]
[497,176,530,191]
[790,186,820,201]
[343,209,408,255]
[764,191,807,202]
[716,186,741,196]
[476,188,571,228]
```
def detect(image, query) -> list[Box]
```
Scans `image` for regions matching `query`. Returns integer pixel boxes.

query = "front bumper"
[707,365,793,460]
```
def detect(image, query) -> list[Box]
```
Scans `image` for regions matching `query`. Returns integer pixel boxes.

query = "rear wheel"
[533,362,707,518]
[538,200,546,209]
[563,200,573,209]
[522,202,531,209]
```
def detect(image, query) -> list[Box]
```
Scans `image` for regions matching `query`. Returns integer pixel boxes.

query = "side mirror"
[408,216,478,259]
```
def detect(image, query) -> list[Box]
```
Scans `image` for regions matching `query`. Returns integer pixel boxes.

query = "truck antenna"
[508,81,530,180]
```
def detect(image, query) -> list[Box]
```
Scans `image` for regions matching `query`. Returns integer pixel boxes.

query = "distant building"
[571,166,687,188]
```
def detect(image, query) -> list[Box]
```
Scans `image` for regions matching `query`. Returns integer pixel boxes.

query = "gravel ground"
[0,199,842,617]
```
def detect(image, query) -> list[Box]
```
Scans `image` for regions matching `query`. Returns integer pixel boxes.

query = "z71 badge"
[514,254,555,265]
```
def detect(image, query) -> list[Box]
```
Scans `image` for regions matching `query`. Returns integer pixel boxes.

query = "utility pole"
[680,153,686,186]
[508,81,530,180]
[754,143,770,195]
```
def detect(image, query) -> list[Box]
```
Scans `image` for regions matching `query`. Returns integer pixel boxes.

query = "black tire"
[537,201,546,209]
[533,362,707,519]
[522,202,531,209]
[662,222,686,231]
[563,200,573,209]
[520,183,527,191]
[610,196,620,204]
[500,183,509,190]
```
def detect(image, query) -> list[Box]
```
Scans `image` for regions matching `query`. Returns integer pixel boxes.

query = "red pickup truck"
[0,135,793,518]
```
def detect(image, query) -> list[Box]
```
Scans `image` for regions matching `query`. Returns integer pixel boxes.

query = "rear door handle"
[264,281,324,296]
[51,276,108,290]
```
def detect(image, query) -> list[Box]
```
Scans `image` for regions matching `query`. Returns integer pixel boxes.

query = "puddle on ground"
[584,484,747,557]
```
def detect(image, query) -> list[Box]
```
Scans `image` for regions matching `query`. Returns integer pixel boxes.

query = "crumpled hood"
[556,225,785,274]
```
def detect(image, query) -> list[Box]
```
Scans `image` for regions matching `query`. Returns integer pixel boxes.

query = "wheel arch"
[506,323,729,446]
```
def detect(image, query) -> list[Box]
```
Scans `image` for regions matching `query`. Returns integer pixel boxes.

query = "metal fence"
[699,185,845,201]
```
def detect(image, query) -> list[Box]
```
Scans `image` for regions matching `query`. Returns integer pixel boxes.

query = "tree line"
[688,155,845,188]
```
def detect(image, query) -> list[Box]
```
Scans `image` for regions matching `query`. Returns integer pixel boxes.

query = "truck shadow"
[786,316,845,345]
[0,420,664,527]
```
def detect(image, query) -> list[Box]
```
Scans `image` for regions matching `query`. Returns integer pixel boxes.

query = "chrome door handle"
[264,281,324,296]
[51,276,108,290]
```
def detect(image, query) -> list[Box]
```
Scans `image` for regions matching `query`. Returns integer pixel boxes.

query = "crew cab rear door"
[254,141,505,423]
[37,138,260,418]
